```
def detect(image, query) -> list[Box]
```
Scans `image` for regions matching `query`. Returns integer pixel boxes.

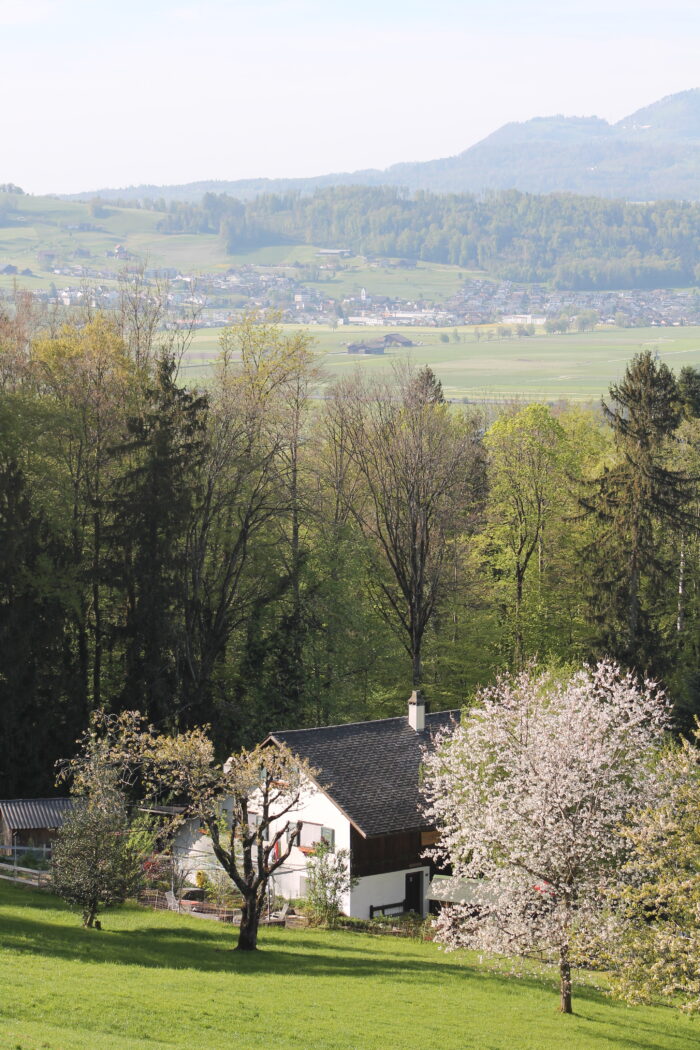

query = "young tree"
[305,841,355,927]
[603,734,700,1013]
[51,787,150,929]
[422,661,670,1014]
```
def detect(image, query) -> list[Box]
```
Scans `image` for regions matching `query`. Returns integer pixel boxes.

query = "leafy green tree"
[483,404,570,666]
[32,318,136,709]
[305,841,356,927]
[51,787,151,928]
[327,364,484,690]
[603,734,700,1013]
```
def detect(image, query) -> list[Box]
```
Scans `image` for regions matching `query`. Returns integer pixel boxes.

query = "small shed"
[0,798,74,851]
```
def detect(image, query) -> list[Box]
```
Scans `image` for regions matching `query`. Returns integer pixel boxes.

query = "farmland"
[182,323,700,401]
[0,882,696,1050]
[0,192,470,297]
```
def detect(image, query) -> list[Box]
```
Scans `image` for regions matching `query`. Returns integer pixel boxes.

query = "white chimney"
[408,690,425,732]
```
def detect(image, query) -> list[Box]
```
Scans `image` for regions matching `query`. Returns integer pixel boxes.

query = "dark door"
[405,871,423,915]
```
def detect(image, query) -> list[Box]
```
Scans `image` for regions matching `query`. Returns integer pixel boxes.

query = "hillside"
[0,883,697,1050]
[62,90,700,203]
[5,186,700,292]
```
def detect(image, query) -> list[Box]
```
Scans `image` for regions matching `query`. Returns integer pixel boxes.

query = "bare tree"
[326,364,484,690]
[118,264,202,376]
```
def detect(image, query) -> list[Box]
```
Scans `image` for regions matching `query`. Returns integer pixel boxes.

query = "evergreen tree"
[109,355,208,726]
[0,460,76,796]
[678,365,700,419]
[581,351,695,674]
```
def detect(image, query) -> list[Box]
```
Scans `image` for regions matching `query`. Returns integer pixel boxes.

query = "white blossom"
[422,660,670,1011]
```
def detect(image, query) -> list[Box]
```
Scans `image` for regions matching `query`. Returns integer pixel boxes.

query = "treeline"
[3,304,700,797]
[152,187,700,289]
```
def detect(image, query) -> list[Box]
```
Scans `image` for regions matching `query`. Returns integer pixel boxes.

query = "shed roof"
[0,798,73,831]
[267,710,459,838]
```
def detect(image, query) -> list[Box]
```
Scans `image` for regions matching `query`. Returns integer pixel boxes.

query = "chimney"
[408,689,425,733]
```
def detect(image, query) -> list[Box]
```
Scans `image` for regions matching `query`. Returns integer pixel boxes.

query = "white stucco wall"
[173,820,223,885]
[267,787,351,904]
[350,866,430,919]
[170,784,429,920]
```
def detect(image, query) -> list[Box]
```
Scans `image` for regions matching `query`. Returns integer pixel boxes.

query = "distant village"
[2,252,700,332]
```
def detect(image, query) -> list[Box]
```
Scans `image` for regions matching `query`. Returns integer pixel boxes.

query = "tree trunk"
[514,566,524,669]
[559,944,573,1014]
[411,646,422,690]
[236,898,260,951]
[92,505,102,708]
[677,536,686,634]
[83,902,98,929]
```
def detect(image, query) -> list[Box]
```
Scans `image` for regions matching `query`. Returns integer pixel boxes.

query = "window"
[297,822,335,853]
[320,827,335,851]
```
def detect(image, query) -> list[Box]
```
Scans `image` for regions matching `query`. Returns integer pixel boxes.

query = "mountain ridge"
[62,89,700,203]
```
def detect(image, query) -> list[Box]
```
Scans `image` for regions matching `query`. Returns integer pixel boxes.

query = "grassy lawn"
[0,882,695,1050]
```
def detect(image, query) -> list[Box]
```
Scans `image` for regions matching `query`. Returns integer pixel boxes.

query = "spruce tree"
[108,355,208,726]
[581,351,695,674]
[0,460,76,796]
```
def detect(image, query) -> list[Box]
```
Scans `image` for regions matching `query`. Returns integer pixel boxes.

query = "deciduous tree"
[422,661,669,1014]
[603,733,700,1013]
[64,713,315,951]
[327,364,484,690]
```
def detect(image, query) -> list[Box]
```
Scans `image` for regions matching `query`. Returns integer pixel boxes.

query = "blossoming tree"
[422,661,670,1013]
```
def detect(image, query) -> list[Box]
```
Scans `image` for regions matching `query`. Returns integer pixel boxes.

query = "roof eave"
[265,734,370,839]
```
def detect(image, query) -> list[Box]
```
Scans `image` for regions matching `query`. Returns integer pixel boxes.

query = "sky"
[2,0,700,195]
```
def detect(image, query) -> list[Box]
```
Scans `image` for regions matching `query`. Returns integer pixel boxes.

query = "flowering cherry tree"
[422,661,670,1013]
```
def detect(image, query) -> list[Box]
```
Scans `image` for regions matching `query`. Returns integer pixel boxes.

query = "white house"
[261,693,460,919]
[173,693,459,920]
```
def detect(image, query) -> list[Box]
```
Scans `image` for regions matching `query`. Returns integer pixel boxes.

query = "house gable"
[266,709,460,839]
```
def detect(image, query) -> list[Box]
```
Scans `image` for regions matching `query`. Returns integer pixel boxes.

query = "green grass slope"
[0,882,695,1050]
[0,193,232,277]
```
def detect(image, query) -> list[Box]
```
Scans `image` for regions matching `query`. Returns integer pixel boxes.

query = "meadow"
[0,882,695,1050]
[182,323,700,401]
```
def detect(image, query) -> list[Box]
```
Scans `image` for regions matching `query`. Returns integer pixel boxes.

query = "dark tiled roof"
[0,798,73,831]
[268,710,460,838]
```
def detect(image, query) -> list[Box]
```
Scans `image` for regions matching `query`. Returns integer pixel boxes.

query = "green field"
[0,193,232,277]
[0,882,695,1050]
[182,324,700,401]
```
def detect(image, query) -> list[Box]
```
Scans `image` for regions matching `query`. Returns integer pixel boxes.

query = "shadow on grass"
[1,889,695,1050]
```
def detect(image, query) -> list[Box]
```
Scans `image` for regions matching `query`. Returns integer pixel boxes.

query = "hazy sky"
[3,0,699,195]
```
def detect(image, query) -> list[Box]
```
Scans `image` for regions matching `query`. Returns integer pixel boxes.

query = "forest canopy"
[150,187,700,290]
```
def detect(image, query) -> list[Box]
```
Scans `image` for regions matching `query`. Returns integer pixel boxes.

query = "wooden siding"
[350,827,423,878]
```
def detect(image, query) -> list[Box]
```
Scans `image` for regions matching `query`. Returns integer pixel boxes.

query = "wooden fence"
[0,863,51,889]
